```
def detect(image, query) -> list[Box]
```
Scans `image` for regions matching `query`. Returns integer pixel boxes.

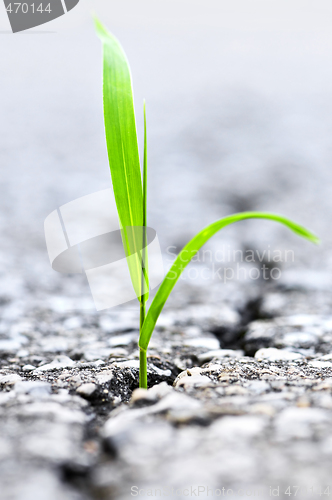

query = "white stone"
[146,381,173,399]
[96,372,113,384]
[184,337,220,350]
[198,349,244,362]
[309,360,332,369]
[0,373,22,385]
[150,364,172,377]
[34,356,75,372]
[255,348,303,361]
[93,359,106,367]
[112,360,140,369]
[186,367,203,376]
[15,381,51,397]
[77,383,97,397]
[130,388,149,404]
[174,374,212,389]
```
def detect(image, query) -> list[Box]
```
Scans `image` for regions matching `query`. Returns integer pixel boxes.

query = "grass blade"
[142,100,149,301]
[139,212,319,351]
[139,101,149,389]
[95,18,144,300]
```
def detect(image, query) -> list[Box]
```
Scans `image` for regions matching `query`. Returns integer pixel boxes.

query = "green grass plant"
[95,18,319,389]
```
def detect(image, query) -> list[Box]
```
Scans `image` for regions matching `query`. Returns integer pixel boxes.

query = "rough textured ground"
[1,285,332,499]
[1,1,332,499]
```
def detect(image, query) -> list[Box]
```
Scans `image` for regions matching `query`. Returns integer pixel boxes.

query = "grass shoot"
[95,18,319,389]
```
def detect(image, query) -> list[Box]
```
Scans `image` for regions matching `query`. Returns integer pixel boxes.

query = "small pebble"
[34,356,76,372]
[255,348,304,362]
[0,374,22,385]
[22,365,36,372]
[184,337,220,350]
[77,383,97,398]
[198,349,244,363]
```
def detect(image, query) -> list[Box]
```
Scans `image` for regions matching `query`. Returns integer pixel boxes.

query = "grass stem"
[139,344,147,389]
[138,100,148,389]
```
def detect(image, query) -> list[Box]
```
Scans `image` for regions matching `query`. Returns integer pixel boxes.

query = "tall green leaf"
[139,212,319,351]
[95,18,144,300]
[141,100,149,300]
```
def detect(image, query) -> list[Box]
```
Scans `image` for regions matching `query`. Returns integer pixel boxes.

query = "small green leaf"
[139,212,319,351]
[95,17,145,300]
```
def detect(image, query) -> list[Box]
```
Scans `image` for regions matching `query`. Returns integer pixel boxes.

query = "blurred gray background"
[1,0,332,310]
